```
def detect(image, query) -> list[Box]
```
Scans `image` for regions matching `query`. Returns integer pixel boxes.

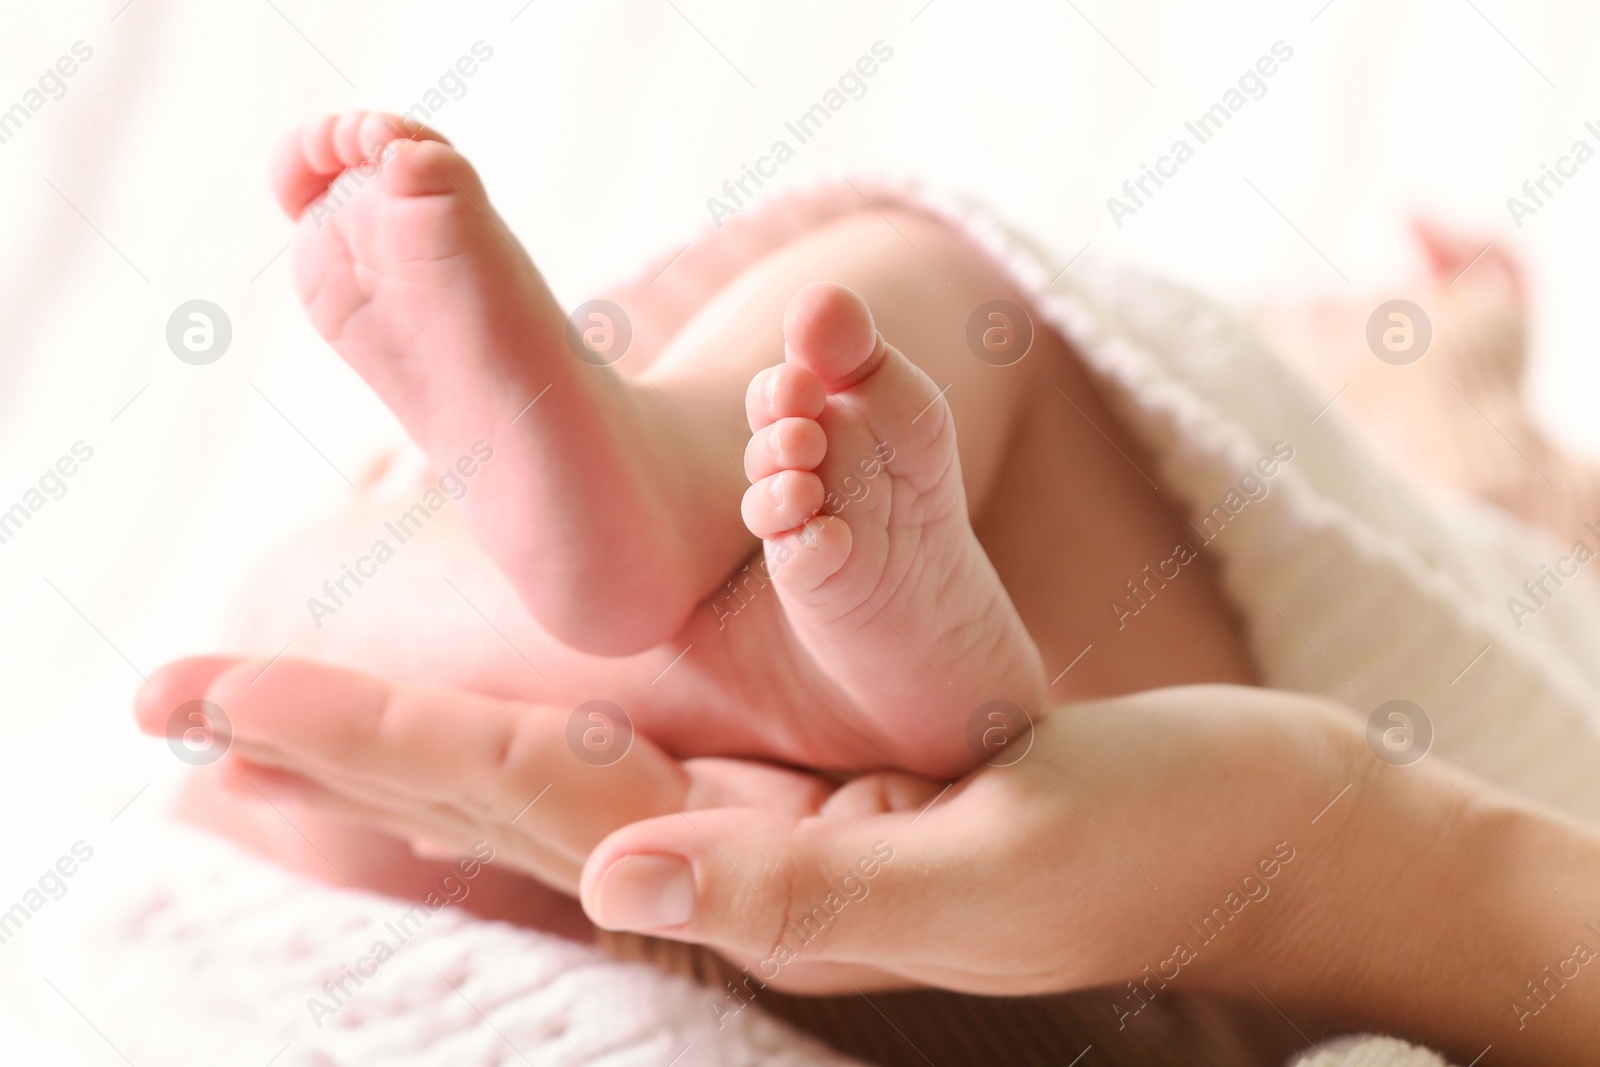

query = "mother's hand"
[138,658,1600,1062]
[140,658,1366,996]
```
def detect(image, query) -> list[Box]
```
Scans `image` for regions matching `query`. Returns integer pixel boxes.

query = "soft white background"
[1,0,1596,1057]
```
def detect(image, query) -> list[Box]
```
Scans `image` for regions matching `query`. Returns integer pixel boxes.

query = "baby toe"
[741,470,825,539]
[783,282,884,392]
[766,515,852,592]
[379,138,482,200]
[745,363,827,433]
[744,417,827,483]
[333,110,369,167]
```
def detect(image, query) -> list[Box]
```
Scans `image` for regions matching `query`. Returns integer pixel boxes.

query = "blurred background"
[1,0,1597,1056]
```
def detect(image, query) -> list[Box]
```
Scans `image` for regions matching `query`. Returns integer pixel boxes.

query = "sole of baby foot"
[740,282,1045,778]
[271,110,750,655]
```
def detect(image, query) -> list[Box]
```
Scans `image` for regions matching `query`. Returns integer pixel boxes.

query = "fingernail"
[593,854,694,931]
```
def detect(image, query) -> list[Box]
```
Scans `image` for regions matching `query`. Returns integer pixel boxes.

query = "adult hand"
[139,658,1600,1062]
[140,659,1358,996]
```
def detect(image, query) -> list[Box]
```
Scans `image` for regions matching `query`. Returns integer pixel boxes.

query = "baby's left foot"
[742,283,1044,777]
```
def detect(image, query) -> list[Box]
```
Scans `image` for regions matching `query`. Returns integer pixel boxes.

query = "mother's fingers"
[138,655,689,866]
[217,757,591,889]
[138,656,842,888]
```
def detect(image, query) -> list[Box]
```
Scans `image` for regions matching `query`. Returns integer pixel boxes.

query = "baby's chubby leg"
[665,203,1255,695]
[635,206,1049,522]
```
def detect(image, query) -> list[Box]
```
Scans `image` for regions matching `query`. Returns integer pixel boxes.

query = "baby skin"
[270,111,1254,779]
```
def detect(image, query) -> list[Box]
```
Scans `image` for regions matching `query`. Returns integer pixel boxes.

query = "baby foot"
[741,283,1045,776]
[270,112,745,655]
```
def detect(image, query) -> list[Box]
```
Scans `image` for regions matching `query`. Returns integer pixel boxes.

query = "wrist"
[1187,700,1387,999]
[1240,743,1600,1064]
[1284,760,1487,1040]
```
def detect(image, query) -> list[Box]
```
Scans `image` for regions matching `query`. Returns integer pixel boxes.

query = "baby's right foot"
[271,112,748,655]
[742,284,1045,777]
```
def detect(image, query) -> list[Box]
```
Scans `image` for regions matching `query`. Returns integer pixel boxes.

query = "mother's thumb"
[579,807,911,968]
